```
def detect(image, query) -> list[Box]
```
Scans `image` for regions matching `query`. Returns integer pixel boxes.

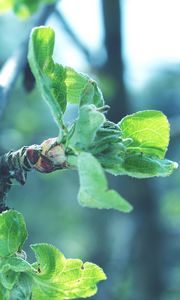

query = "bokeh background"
[0,1,180,299]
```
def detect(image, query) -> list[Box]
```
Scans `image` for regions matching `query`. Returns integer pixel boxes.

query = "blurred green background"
[0,1,180,299]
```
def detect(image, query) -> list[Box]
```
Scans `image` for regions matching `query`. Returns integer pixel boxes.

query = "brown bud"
[33,138,67,173]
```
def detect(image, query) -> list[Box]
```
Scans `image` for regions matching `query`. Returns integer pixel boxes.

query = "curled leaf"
[69,105,105,151]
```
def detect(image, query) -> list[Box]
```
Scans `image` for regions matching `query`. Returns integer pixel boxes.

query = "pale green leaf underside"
[31,243,106,300]
[0,210,27,257]
[119,110,170,159]
[78,152,132,212]
[69,104,105,150]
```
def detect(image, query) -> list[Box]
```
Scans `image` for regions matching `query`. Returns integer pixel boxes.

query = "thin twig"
[0,3,56,119]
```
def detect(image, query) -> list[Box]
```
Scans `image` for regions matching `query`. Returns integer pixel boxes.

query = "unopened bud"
[34,138,67,173]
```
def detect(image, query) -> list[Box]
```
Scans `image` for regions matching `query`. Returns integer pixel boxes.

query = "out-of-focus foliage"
[0,0,56,18]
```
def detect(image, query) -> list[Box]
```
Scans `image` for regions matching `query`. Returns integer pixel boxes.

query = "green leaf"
[0,282,10,300]
[0,256,34,294]
[0,256,33,273]
[80,80,104,107]
[28,26,104,127]
[90,121,124,155]
[28,27,85,126]
[31,243,106,300]
[69,105,105,150]
[121,154,178,178]
[0,210,27,257]
[11,273,33,300]
[0,270,18,290]
[28,26,67,126]
[95,143,125,175]
[77,152,132,212]
[119,110,170,159]
[64,67,89,104]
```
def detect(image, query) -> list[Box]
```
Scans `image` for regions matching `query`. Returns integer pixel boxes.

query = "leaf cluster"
[0,25,178,300]
[0,210,106,300]
[28,26,178,213]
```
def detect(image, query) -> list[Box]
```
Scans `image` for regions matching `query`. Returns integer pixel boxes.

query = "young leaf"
[97,144,178,178]
[80,80,104,107]
[121,154,178,178]
[69,104,105,150]
[28,26,104,127]
[0,210,27,257]
[0,256,33,273]
[28,26,67,126]
[0,257,31,292]
[77,152,132,212]
[0,270,18,290]
[64,67,89,104]
[10,273,33,300]
[0,283,10,300]
[31,243,106,300]
[119,110,169,159]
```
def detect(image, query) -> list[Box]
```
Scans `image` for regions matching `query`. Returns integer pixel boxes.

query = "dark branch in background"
[101,0,128,122]
[170,115,180,138]
[23,62,36,92]
[97,2,165,300]
[0,3,56,120]
[54,9,92,63]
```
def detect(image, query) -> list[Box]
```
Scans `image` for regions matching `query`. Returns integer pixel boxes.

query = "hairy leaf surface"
[80,80,104,107]
[70,105,105,150]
